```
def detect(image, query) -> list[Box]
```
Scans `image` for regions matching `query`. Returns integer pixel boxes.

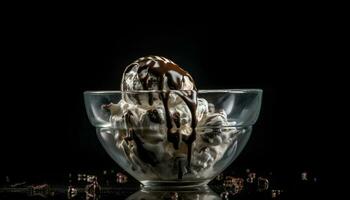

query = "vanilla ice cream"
[104,56,239,180]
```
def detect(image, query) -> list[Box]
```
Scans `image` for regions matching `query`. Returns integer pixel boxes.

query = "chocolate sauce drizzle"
[127,56,198,179]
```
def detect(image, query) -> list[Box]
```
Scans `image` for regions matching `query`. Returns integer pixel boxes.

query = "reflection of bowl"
[84,89,262,189]
[127,186,220,200]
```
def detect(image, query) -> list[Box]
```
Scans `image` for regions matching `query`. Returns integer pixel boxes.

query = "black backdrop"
[1,23,331,183]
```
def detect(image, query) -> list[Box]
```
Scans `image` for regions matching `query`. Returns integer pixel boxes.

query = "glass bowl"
[84,89,262,189]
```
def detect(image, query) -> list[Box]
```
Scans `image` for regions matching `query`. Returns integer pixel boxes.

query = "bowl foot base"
[140,180,210,191]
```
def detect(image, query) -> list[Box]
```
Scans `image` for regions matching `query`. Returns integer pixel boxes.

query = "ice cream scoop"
[121,56,196,92]
[105,56,247,180]
[115,56,198,179]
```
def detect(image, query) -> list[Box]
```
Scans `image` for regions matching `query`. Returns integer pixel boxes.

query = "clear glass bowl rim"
[84,89,263,95]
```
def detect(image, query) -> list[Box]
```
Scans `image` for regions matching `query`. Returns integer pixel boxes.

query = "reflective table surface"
[0,169,321,199]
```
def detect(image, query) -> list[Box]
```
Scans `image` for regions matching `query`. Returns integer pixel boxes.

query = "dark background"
[1,22,335,184]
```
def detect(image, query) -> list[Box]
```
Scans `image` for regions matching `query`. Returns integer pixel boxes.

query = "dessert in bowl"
[84,56,262,189]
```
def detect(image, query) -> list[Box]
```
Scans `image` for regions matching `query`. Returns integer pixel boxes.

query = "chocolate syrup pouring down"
[124,57,198,180]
